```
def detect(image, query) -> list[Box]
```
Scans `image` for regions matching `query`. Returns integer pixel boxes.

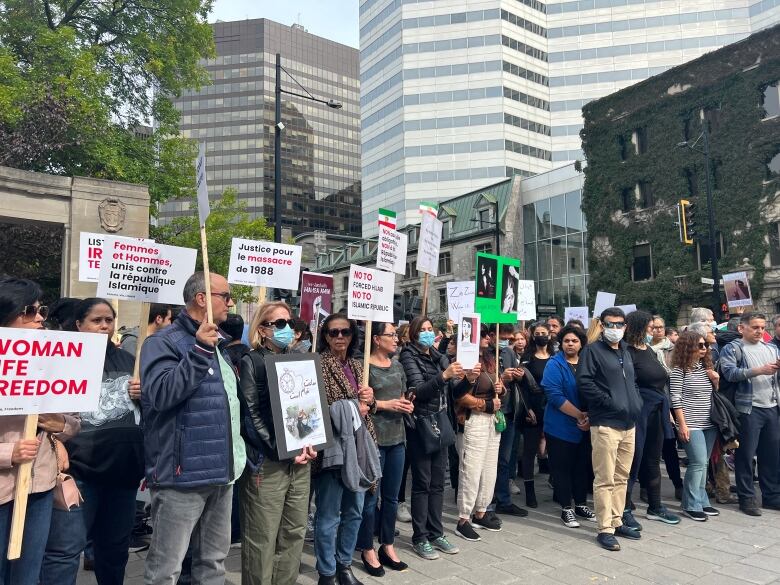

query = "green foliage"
[151,189,275,303]
[581,28,780,322]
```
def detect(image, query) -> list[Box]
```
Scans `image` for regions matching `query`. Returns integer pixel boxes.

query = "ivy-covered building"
[581,25,780,323]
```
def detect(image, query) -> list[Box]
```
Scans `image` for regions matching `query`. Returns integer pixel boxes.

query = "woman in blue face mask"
[238,301,317,585]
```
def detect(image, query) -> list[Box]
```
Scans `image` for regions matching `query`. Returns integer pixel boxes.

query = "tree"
[151,189,274,303]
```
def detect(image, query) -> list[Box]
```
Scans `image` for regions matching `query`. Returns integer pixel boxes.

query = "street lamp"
[274,52,342,243]
[678,117,721,321]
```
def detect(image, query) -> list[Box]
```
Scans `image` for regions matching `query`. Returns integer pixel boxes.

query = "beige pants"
[456,412,501,519]
[591,425,635,534]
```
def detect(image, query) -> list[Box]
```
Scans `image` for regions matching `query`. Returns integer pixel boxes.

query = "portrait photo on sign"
[476,256,497,299]
[266,353,332,459]
[723,272,753,307]
[501,265,520,314]
[460,315,479,346]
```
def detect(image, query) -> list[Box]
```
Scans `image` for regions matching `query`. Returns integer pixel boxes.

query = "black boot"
[525,480,537,508]
[337,564,364,585]
[317,575,336,585]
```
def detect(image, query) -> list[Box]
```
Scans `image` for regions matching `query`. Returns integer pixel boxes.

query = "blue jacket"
[720,338,780,414]
[542,352,587,443]
[140,311,239,488]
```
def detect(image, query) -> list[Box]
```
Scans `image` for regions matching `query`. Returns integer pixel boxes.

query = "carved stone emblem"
[98,198,126,233]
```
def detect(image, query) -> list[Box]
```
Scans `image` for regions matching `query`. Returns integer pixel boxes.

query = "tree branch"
[42,0,56,30]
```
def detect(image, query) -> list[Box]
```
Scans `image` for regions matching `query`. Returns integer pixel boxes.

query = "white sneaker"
[510,483,521,495]
[561,507,580,528]
[397,502,412,523]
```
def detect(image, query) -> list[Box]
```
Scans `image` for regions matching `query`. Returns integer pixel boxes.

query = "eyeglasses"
[698,342,710,349]
[376,333,398,339]
[651,325,665,330]
[210,292,233,304]
[327,328,353,338]
[262,318,295,330]
[20,305,48,320]
[603,321,625,329]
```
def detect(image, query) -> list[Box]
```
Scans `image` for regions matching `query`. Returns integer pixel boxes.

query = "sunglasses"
[698,342,710,349]
[262,318,295,330]
[603,321,625,329]
[21,305,48,320]
[327,328,353,338]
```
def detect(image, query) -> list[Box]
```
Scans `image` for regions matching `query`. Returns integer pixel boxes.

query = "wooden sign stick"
[132,302,150,380]
[362,321,372,387]
[200,226,214,324]
[495,322,500,384]
[421,273,430,315]
[7,414,39,560]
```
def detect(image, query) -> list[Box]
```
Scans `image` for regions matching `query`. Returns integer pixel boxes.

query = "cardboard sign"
[196,142,210,228]
[347,265,394,322]
[592,291,617,320]
[564,306,589,325]
[96,237,196,304]
[617,304,637,315]
[299,272,333,338]
[79,233,154,283]
[227,238,302,290]
[446,281,475,323]
[475,252,522,324]
[516,280,537,321]
[0,328,107,415]
[456,312,481,370]
[376,225,408,275]
[415,213,443,276]
[723,272,753,308]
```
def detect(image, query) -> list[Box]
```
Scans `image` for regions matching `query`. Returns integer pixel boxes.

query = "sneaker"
[615,525,641,540]
[646,507,681,525]
[412,540,440,560]
[596,533,620,551]
[496,503,528,517]
[430,536,459,555]
[472,513,501,531]
[396,502,412,523]
[229,538,242,549]
[702,506,720,516]
[561,507,580,528]
[510,482,521,495]
[621,510,643,532]
[574,505,596,522]
[683,510,708,522]
[455,521,481,542]
[128,534,150,553]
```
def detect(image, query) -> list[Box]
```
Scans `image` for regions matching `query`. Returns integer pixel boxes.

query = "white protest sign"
[376,225,408,275]
[446,281,475,323]
[456,313,481,370]
[415,213,443,276]
[347,265,394,322]
[227,238,302,290]
[516,280,536,321]
[79,233,155,283]
[593,291,617,319]
[96,237,197,304]
[196,142,210,227]
[723,271,753,308]
[617,304,637,315]
[564,306,589,325]
[0,328,107,415]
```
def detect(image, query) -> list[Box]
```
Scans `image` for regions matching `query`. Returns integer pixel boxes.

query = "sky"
[209,0,360,48]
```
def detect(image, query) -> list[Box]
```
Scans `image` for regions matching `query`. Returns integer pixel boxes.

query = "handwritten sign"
[196,142,210,227]
[516,280,536,321]
[300,273,333,338]
[446,281,475,323]
[415,213,443,276]
[347,265,394,322]
[376,225,407,275]
[564,306,589,325]
[617,305,637,315]
[593,291,617,320]
[227,238,302,290]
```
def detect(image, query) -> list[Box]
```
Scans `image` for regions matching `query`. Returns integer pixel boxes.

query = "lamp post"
[274,53,342,243]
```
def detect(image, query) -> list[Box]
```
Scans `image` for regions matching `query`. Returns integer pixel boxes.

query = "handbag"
[414,392,455,455]
[50,436,83,511]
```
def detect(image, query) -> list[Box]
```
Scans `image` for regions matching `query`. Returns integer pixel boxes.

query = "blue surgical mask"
[297,339,312,352]
[418,331,436,348]
[270,324,294,349]
[499,340,510,350]
[644,334,653,344]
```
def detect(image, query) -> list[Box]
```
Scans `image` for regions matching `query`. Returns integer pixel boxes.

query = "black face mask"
[534,336,549,346]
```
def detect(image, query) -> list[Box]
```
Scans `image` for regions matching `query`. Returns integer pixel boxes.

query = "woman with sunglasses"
[0,279,80,585]
[238,301,315,585]
[42,297,142,585]
[356,322,413,576]
[670,331,720,522]
[313,314,377,585]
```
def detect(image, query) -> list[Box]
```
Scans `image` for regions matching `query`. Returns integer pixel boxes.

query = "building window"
[475,242,492,255]
[769,223,780,266]
[438,252,452,275]
[631,244,653,281]
[442,218,452,240]
[438,288,448,313]
[632,127,648,155]
[768,153,780,178]
[621,187,633,212]
[477,207,494,230]
[342,275,349,290]
[618,135,628,161]
[405,262,418,279]
[762,82,779,118]
[409,227,419,244]
[638,181,654,208]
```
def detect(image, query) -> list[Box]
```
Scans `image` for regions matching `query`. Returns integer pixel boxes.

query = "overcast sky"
[209,0,360,48]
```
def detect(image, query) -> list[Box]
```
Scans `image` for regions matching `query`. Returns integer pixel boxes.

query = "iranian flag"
[378,208,397,229]
[419,201,439,217]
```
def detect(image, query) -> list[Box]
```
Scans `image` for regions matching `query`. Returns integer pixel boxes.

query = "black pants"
[397,449,411,503]
[627,401,664,510]
[407,428,445,544]
[662,437,683,489]
[735,406,780,504]
[521,422,543,481]
[447,444,460,491]
[546,434,589,508]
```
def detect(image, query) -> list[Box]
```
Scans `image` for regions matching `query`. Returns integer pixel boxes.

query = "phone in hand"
[405,390,416,402]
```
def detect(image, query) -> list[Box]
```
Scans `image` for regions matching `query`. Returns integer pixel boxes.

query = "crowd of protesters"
[2,271,780,584]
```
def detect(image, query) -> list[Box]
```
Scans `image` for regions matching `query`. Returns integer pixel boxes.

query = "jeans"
[735,406,780,505]
[0,490,53,585]
[494,417,518,507]
[357,442,405,549]
[407,428,445,544]
[41,481,136,585]
[546,434,589,508]
[682,428,717,511]
[143,485,233,585]
[627,401,664,510]
[591,426,635,534]
[314,470,365,576]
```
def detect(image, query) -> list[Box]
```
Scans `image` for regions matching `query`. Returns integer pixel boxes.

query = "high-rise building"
[161,18,362,236]
[359,0,780,236]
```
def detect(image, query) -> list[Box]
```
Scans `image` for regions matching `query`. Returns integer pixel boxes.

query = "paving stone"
[717,562,780,585]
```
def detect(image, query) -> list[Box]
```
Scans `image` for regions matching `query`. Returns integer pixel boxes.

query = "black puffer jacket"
[239,346,282,463]
[399,343,470,416]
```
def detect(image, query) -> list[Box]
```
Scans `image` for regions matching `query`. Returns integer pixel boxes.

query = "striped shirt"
[669,363,713,430]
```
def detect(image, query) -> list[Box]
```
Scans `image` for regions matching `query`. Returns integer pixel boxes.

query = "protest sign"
[564,306,589,325]
[723,271,753,308]
[0,328,106,415]
[475,252,522,324]
[456,313,481,370]
[300,272,333,338]
[516,280,537,321]
[376,225,407,275]
[96,237,196,305]
[415,213,443,276]
[446,281,475,323]
[227,238,303,290]
[196,142,210,228]
[79,233,154,283]
[592,291,617,319]
[617,305,637,315]
[347,265,394,322]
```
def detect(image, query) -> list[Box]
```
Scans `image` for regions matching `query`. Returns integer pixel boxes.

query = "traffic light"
[679,199,696,245]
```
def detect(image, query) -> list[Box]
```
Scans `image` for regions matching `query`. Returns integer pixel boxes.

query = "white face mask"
[603,328,624,344]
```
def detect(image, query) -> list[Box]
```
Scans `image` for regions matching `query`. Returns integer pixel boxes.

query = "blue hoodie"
[542,351,587,443]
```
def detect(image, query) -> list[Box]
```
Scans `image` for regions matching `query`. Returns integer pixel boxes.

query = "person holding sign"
[0,278,80,585]
[139,272,247,585]
[238,301,316,585]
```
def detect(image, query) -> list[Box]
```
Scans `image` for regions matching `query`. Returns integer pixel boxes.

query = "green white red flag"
[419,201,439,217]
[378,208,397,230]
